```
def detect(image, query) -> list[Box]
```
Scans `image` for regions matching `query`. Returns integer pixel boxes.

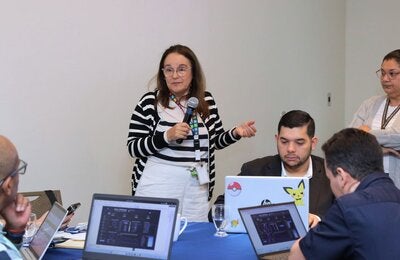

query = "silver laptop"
[83,194,178,260]
[239,202,307,260]
[20,201,67,260]
[225,176,309,233]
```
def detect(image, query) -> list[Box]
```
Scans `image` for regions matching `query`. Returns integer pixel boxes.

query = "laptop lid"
[83,194,178,260]
[239,202,307,259]
[225,176,309,233]
[21,201,67,260]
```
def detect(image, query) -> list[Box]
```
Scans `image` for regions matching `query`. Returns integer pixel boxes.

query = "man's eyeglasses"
[376,69,400,80]
[162,65,191,78]
[0,159,27,186]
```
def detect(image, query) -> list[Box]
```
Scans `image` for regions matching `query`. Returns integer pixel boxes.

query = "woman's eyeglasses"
[376,69,400,80]
[162,65,191,78]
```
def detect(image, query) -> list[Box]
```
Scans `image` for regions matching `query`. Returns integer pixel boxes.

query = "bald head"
[0,135,19,179]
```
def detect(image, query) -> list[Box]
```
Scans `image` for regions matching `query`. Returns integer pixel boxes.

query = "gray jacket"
[350,95,400,188]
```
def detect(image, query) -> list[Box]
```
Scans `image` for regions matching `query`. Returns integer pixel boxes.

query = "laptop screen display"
[84,194,178,260]
[96,206,160,249]
[251,209,300,245]
[239,202,307,257]
[29,202,67,258]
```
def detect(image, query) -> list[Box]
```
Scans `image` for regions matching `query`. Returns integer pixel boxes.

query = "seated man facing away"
[0,135,31,259]
[289,128,400,259]
[214,110,334,227]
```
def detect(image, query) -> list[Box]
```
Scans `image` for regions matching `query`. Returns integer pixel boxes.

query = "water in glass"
[212,204,228,237]
[23,213,37,246]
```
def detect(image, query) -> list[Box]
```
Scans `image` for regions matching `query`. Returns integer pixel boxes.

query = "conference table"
[43,222,258,259]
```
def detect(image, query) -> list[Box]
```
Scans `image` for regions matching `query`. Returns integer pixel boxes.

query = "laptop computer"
[225,176,309,233]
[82,194,178,260]
[20,201,67,260]
[239,202,307,260]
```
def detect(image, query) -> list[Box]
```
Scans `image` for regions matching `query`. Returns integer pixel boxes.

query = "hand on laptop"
[38,210,74,230]
[1,194,32,233]
[308,213,321,228]
[60,213,74,230]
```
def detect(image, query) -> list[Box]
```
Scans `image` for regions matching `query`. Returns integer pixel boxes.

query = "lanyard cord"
[169,94,185,113]
[170,94,201,161]
[381,98,400,129]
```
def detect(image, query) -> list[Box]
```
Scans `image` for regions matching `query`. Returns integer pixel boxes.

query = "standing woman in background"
[350,49,400,188]
[127,44,256,222]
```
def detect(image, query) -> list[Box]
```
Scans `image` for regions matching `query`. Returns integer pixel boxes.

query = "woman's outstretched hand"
[234,121,257,138]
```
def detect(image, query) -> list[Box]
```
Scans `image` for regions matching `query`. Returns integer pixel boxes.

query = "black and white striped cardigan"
[127,90,240,201]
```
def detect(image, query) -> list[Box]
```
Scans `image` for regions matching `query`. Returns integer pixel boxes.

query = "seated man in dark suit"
[289,128,400,259]
[214,110,334,227]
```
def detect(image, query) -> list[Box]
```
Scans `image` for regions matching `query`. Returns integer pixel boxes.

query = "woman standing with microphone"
[127,44,256,222]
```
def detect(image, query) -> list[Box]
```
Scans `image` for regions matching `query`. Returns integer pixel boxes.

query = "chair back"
[20,190,63,218]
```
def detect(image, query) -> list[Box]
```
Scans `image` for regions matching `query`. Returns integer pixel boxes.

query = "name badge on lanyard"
[196,163,209,185]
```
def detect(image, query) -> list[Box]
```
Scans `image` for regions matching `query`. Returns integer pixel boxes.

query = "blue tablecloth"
[43,222,258,260]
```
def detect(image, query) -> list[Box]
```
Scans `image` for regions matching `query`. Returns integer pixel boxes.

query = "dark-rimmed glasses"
[376,69,400,80]
[162,65,191,78]
[0,159,27,186]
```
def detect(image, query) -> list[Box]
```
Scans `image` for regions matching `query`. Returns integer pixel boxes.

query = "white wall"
[345,0,400,124]
[0,0,345,224]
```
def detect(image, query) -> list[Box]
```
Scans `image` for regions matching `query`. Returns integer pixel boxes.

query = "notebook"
[20,201,67,260]
[82,194,179,260]
[225,176,309,233]
[239,202,307,260]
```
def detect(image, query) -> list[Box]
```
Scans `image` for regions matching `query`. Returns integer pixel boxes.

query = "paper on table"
[54,231,86,241]
[53,231,86,249]
[54,239,85,249]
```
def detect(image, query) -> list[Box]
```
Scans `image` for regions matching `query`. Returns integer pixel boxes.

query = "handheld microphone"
[176,97,199,144]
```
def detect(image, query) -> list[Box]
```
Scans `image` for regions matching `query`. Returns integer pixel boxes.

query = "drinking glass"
[212,204,228,237]
[23,213,38,246]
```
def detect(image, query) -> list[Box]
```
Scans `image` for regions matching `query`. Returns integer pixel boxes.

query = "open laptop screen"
[28,201,67,259]
[239,202,307,257]
[83,194,178,260]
